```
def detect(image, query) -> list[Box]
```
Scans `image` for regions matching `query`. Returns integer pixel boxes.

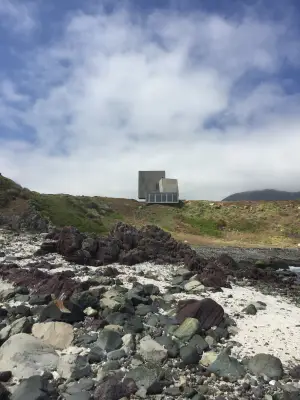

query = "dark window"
[156,194,162,203]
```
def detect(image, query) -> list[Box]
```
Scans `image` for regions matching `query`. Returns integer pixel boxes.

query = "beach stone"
[174,318,200,341]
[0,333,58,379]
[176,298,224,330]
[97,330,122,352]
[200,351,218,367]
[0,383,9,400]
[32,321,74,349]
[188,334,209,353]
[207,351,246,378]
[94,375,137,400]
[155,335,179,358]
[139,337,168,363]
[184,281,205,292]
[243,304,257,315]
[10,375,54,400]
[180,345,201,365]
[248,353,284,380]
[125,366,163,393]
[57,354,91,380]
[0,371,12,382]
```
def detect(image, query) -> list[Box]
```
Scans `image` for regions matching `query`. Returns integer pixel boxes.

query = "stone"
[125,366,163,393]
[10,375,55,400]
[32,321,74,349]
[0,333,59,379]
[200,351,218,367]
[180,345,201,365]
[243,304,257,315]
[188,334,209,353]
[176,298,224,330]
[155,335,179,358]
[139,337,168,363]
[248,353,284,380]
[207,351,246,379]
[0,383,9,400]
[0,371,12,382]
[57,354,91,380]
[184,280,205,292]
[94,375,137,400]
[39,300,85,324]
[174,318,200,341]
[97,330,123,352]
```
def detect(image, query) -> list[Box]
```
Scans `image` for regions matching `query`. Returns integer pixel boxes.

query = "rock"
[0,333,58,379]
[155,335,179,358]
[188,334,209,353]
[248,353,284,380]
[10,375,55,400]
[184,281,205,292]
[139,337,168,364]
[180,345,201,365]
[207,351,246,378]
[57,354,91,380]
[39,300,85,324]
[243,304,257,315]
[1,316,33,339]
[173,318,200,341]
[200,351,218,367]
[88,345,106,364]
[65,377,94,394]
[94,375,137,400]
[97,330,123,352]
[64,393,92,400]
[29,294,51,306]
[176,298,224,330]
[32,321,74,349]
[0,371,12,382]
[125,366,163,393]
[0,382,10,400]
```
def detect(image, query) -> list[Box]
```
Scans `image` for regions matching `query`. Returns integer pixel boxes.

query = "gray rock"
[248,353,284,380]
[0,333,58,379]
[57,354,91,380]
[10,375,54,400]
[32,321,74,349]
[188,335,209,353]
[207,351,246,379]
[66,378,94,394]
[97,330,122,352]
[173,318,200,341]
[107,349,126,361]
[155,335,179,358]
[139,337,168,364]
[180,345,201,365]
[64,393,92,400]
[125,366,163,393]
[243,304,257,315]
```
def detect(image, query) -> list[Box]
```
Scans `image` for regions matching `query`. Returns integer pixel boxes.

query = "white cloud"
[0,5,300,200]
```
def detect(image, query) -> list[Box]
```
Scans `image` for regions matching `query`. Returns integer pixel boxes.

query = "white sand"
[118,262,300,366]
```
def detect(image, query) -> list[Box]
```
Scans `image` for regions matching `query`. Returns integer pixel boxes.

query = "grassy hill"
[1,174,300,247]
[223,189,300,201]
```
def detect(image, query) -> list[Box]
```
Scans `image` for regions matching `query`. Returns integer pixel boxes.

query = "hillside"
[223,189,300,201]
[1,174,300,247]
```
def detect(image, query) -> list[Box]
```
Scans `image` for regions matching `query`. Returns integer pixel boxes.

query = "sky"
[1,0,300,200]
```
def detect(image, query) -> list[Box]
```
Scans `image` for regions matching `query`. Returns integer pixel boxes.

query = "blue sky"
[1,0,300,200]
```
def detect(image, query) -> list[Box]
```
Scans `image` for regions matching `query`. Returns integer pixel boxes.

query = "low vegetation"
[1,174,300,247]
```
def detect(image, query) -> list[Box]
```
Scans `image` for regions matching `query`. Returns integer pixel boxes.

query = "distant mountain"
[222,189,300,201]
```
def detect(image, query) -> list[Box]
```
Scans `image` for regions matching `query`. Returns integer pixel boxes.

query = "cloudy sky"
[0,0,300,200]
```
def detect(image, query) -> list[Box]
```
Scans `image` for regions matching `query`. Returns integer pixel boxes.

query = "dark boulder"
[176,298,224,330]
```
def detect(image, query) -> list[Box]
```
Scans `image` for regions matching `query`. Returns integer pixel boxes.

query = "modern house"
[138,170,179,204]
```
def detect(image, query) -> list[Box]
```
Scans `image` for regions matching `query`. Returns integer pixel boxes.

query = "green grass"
[30,193,123,234]
[180,215,223,237]
[0,175,30,207]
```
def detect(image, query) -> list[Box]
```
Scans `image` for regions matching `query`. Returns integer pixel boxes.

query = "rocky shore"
[0,224,300,399]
